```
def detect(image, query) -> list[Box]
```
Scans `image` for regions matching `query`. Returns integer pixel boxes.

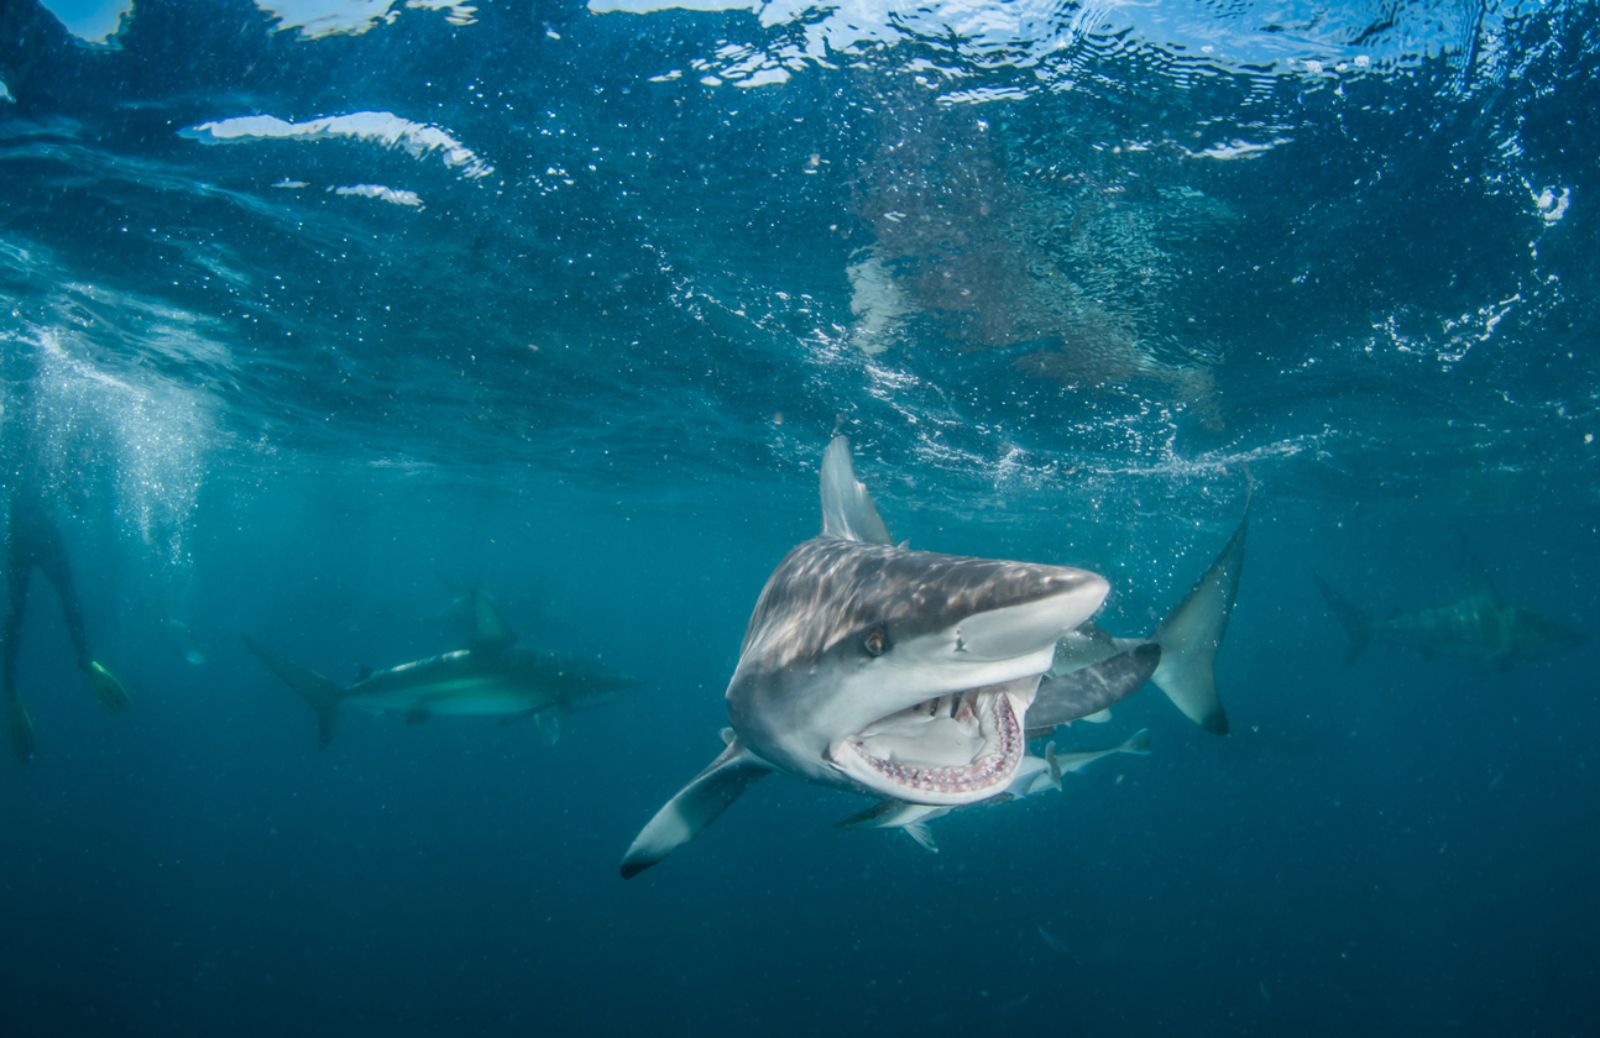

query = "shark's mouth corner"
[828,678,1034,806]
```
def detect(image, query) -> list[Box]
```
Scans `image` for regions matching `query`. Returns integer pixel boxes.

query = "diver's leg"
[37,534,129,711]
[3,566,37,760]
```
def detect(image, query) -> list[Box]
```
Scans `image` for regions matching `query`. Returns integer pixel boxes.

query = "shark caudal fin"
[620,740,770,879]
[241,636,343,748]
[1150,505,1248,735]
[1312,571,1370,664]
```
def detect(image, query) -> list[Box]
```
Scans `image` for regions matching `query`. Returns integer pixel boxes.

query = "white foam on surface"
[182,111,494,179]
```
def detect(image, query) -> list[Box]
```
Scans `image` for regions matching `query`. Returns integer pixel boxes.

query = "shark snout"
[953,566,1109,660]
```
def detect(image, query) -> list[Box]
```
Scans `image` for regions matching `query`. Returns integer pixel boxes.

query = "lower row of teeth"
[854,699,1020,793]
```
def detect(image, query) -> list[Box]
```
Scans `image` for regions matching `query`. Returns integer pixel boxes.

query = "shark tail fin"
[242,635,343,748]
[1150,506,1248,735]
[1312,571,1370,664]
[1121,727,1152,755]
[620,740,770,879]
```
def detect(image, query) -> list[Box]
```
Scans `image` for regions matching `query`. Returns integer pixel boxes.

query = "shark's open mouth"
[829,679,1033,805]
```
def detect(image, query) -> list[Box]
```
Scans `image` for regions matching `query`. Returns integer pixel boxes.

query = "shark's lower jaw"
[829,681,1030,806]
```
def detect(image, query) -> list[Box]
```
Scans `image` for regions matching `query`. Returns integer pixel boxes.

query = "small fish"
[1037,924,1069,954]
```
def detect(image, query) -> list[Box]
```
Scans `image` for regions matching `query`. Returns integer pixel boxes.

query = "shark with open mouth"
[620,435,1118,878]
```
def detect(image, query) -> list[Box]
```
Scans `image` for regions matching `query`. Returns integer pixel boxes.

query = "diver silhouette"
[3,388,130,762]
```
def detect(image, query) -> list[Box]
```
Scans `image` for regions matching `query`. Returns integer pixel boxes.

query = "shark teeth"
[841,687,1023,801]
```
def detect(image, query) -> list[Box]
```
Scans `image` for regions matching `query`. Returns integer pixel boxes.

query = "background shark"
[839,728,1153,852]
[1314,572,1582,670]
[244,592,636,746]
[621,436,1121,878]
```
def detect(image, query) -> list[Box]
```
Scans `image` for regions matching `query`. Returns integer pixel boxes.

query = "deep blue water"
[2,1,1598,1035]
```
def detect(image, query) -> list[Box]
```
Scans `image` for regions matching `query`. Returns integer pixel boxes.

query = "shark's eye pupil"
[862,625,890,657]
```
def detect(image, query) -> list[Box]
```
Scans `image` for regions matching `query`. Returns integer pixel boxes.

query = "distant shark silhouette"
[620,436,1116,878]
[1314,572,1581,670]
[245,592,636,746]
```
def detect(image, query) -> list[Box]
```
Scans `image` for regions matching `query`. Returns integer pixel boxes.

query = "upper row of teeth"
[923,691,979,722]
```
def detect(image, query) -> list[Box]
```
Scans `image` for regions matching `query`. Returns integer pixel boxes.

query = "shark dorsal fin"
[465,590,517,652]
[819,435,892,544]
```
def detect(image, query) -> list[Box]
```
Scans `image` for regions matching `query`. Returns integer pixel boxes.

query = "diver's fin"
[1150,506,1248,735]
[242,635,344,748]
[620,739,770,878]
[1312,571,1370,665]
[902,822,939,854]
[6,695,36,763]
[1029,643,1160,733]
[85,660,130,712]
[464,590,517,652]
[819,435,892,544]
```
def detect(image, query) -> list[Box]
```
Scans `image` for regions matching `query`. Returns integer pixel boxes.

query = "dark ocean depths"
[2,0,1598,1034]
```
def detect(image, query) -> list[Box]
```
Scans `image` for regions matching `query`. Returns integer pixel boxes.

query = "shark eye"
[861,624,891,657]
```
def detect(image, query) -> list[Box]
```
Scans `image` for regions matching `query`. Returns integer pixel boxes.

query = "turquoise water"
[1,2,1597,1034]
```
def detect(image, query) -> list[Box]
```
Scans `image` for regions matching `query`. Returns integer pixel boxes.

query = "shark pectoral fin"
[243,635,344,748]
[1121,728,1152,755]
[1045,741,1063,791]
[1152,508,1249,735]
[532,708,564,746]
[496,708,541,727]
[837,799,909,829]
[620,741,770,879]
[1080,708,1113,724]
[819,435,892,544]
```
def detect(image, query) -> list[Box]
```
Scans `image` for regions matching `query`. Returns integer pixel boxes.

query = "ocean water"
[1,1,1597,1034]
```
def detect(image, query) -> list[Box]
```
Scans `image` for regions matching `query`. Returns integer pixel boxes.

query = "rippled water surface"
[1,2,1596,1035]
